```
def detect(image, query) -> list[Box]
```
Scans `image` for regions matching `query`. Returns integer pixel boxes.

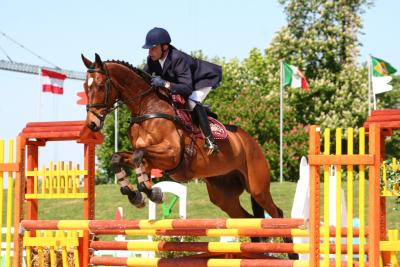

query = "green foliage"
[96,0,399,184]
[381,159,400,197]
[96,106,134,184]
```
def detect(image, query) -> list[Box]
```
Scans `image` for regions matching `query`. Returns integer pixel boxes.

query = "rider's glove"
[151,76,167,87]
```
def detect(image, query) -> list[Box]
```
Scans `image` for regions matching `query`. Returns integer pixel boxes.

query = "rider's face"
[149,45,162,61]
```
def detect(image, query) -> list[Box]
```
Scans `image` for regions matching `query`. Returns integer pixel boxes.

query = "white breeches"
[188,86,212,110]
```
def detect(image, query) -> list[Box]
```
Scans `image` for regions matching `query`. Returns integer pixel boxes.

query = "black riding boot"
[193,104,219,155]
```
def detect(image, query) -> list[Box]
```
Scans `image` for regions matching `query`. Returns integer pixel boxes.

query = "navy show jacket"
[144,46,222,98]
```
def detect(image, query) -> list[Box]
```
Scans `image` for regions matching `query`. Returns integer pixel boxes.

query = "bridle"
[86,61,187,174]
[86,65,114,122]
[86,63,154,123]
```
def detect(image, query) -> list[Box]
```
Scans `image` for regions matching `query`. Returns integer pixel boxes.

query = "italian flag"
[283,63,309,90]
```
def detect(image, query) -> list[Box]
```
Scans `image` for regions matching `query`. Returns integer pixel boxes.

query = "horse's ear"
[81,54,93,69]
[94,53,104,70]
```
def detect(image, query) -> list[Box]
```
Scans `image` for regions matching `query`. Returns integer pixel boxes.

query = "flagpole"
[279,60,284,183]
[372,55,377,110]
[114,104,119,184]
[38,67,42,121]
[368,55,372,115]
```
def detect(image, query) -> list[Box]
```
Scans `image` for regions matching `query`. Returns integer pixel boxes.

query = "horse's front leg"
[111,151,146,208]
[132,149,164,204]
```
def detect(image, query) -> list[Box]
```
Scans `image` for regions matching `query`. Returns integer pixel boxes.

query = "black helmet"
[142,27,171,49]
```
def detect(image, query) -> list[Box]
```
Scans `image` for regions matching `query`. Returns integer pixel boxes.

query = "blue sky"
[0,0,398,167]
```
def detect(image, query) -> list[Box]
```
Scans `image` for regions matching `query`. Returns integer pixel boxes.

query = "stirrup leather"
[204,137,219,155]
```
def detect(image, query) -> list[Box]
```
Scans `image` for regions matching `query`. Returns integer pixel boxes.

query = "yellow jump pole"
[6,139,14,267]
[323,128,330,267]
[347,128,354,267]
[335,128,342,266]
[0,139,4,265]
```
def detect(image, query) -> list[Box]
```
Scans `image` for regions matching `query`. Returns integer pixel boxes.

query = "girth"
[130,112,186,175]
[130,112,183,125]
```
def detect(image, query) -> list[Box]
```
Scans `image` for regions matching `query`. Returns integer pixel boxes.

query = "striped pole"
[92,227,366,237]
[20,218,305,231]
[91,258,304,267]
[90,257,365,267]
[90,241,367,254]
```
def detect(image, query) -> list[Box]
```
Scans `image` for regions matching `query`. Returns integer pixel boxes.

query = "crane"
[0,59,85,81]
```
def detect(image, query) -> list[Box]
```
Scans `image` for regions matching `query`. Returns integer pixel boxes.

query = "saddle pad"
[176,110,228,140]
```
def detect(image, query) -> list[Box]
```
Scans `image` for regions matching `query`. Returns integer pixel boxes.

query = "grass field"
[33,180,399,230]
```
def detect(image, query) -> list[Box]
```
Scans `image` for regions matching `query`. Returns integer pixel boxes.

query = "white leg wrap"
[116,170,127,179]
[117,175,130,188]
[137,173,149,183]
[135,164,149,183]
[135,167,143,174]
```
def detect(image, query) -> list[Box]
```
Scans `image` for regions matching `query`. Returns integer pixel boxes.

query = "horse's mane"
[105,60,152,84]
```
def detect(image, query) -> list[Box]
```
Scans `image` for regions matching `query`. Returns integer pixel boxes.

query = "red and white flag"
[41,69,67,95]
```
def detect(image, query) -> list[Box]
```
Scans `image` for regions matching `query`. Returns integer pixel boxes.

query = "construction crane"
[0,59,85,81]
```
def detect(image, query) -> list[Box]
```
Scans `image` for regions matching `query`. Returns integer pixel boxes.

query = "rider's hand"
[151,76,167,87]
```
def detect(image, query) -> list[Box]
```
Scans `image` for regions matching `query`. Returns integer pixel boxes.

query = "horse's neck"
[110,65,174,116]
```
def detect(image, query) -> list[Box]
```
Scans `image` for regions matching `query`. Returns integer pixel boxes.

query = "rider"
[142,27,222,155]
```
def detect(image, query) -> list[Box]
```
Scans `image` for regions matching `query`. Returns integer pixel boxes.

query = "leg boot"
[192,104,219,155]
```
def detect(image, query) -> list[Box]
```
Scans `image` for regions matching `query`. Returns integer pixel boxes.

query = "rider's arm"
[143,64,150,74]
[168,57,193,98]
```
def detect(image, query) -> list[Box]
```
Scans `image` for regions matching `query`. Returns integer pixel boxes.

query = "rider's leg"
[188,87,219,155]
[192,104,219,154]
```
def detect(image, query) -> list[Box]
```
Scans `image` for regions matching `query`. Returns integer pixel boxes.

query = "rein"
[86,63,155,122]
[86,61,187,174]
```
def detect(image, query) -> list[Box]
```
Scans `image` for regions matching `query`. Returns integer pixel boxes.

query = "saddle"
[172,95,228,140]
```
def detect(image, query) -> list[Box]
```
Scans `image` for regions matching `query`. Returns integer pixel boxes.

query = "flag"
[371,56,397,95]
[76,91,88,105]
[283,63,309,90]
[372,56,397,77]
[41,69,67,94]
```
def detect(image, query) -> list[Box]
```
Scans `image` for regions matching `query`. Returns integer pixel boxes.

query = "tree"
[267,0,374,129]
[97,1,399,183]
[207,0,375,181]
[96,106,133,184]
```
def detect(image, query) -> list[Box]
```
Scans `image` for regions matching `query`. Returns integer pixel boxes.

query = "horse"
[81,54,296,257]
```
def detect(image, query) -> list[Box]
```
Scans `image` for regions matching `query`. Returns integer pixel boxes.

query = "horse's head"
[81,53,119,132]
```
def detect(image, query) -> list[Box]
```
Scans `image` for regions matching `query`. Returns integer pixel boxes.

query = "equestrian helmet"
[142,27,171,49]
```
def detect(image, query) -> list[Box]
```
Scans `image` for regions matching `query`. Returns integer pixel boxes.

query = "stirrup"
[204,137,219,155]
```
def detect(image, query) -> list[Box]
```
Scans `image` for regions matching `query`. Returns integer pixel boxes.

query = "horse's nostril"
[88,122,98,131]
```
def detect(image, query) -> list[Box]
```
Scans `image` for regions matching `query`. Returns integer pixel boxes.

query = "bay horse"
[81,54,291,240]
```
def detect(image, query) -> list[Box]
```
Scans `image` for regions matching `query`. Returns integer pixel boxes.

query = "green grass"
[1,181,398,259]
[28,180,399,230]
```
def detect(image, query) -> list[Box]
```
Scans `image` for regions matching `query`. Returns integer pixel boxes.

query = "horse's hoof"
[149,187,164,204]
[127,190,146,208]
[120,186,131,195]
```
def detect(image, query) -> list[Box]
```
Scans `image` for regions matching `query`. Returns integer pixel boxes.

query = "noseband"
[86,65,115,122]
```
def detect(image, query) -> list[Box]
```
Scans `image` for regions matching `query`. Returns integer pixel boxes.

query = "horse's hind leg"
[205,172,253,218]
[240,136,282,218]
[111,151,145,208]
[240,134,298,259]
